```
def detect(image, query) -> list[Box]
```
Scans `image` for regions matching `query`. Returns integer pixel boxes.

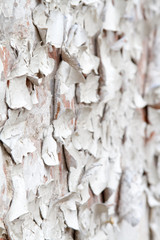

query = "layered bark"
[0,0,160,240]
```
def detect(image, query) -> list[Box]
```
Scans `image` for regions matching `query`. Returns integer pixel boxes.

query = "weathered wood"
[0,0,159,239]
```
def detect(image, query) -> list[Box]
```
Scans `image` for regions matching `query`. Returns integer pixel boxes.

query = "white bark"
[0,0,159,239]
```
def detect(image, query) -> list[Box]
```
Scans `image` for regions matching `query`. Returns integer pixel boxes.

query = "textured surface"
[0,0,160,239]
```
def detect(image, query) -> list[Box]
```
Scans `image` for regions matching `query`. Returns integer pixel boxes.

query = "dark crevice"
[115,173,123,216]
[51,75,57,121]
[33,218,38,225]
[75,83,79,105]
[39,207,44,220]
[97,76,104,96]
[50,51,61,122]
[88,183,95,197]
[32,23,44,44]
[154,155,158,168]
[2,233,10,240]
[10,44,18,58]
[122,129,126,144]
[94,33,99,57]
[96,34,106,101]
[143,106,150,124]
[144,170,153,240]
[117,33,124,40]
[131,57,137,65]
[62,145,69,173]
[102,188,114,203]
[3,222,11,240]
[100,103,107,123]
[62,144,70,192]
[101,190,106,203]
[72,230,77,240]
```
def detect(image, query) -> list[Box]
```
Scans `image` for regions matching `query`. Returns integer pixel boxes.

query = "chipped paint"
[0,0,159,240]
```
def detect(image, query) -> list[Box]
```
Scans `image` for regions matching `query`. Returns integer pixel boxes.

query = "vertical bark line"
[50,48,61,122]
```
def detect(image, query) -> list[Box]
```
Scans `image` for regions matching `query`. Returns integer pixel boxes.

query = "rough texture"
[0,0,160,239]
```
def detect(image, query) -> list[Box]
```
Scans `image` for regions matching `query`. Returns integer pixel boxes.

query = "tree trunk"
[0,0,159,239]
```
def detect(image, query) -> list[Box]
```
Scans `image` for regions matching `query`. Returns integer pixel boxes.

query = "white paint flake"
[46,10,64,48]
[6,76,33,110]
[8,173,28,221]
[79,73,99,103]
[42,126,59,166]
